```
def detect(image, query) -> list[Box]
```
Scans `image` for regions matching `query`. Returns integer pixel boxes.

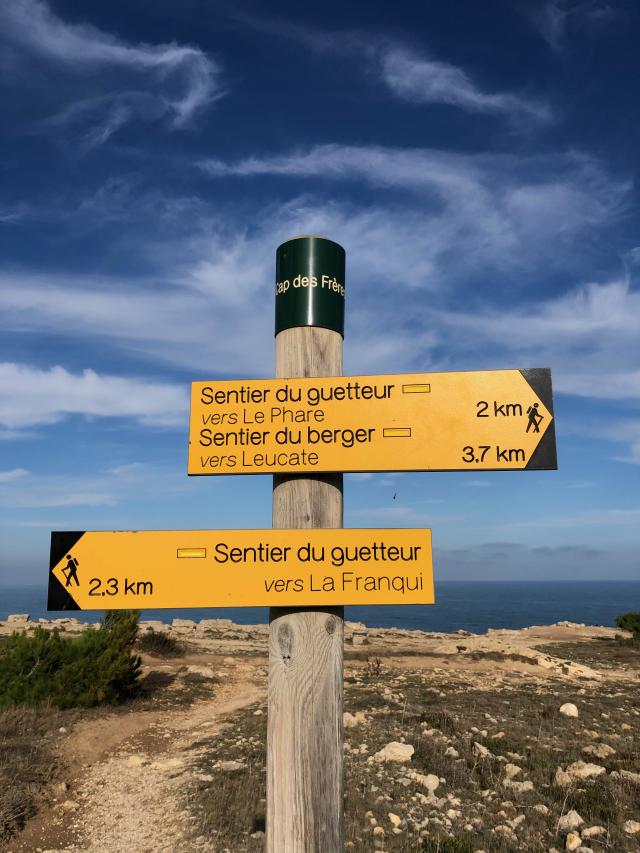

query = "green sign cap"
[275,235,345,336]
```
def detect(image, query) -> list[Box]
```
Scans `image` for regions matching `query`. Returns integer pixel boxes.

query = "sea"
[1,581,639,634]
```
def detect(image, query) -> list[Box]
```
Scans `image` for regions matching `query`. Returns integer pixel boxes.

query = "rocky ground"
[0,615,638,853]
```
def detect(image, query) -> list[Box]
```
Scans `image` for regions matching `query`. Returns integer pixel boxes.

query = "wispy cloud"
[0,462,189,509]
[530,1,616,51]
[0,468,28,483]
[433,278,640,403]
[0,149,633,408]
[200,144,628,286]
[347,505,467,526]
[0,363,187,434]
[0,0,223,145]
[601,419,640,465]
[0,204,28,223]
[379,47,550,122]
[508,507,640,528]
[226,10,549,124]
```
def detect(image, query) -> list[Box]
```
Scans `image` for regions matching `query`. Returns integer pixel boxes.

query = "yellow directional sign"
[48,529,434,611]
[188,368,556,475]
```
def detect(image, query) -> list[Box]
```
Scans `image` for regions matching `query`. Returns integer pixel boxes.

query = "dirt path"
[4,665,264,853]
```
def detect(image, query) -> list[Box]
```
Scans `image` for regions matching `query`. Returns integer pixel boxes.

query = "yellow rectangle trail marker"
[47,529,433,611]
[188,368,556,475]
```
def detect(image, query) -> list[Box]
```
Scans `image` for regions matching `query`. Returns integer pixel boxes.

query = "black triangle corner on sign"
[519,369,557,471]
[47,531,85,611]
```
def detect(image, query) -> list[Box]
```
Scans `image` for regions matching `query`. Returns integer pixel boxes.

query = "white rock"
[445,746,459,758]
[343,711,367,728]
[503,779,534,794]
[7,614,29,622]
[372,742,414,763]
[582,743,615,759]
[388,813,401,827]
[253,709,263,716]
[555,767,573,788]
[565,761,606,781]
[624,820,640,834]
[472,741,492,759]
[504,763,522,780]
[580,826,605,838]
[218,760,246,771]
[186,665,216,678]
[126,755,148,767]
[558,810,584,833]
[560,703,579,718]
[533,804,549,815]
[565,831,581,851]
[619,769,640,785]
[408,771,440,793]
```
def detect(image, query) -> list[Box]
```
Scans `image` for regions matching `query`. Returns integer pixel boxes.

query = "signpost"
[47,528,434,610]
[268,236,347,853]
[48,233,557,853]
[188,368,556,475]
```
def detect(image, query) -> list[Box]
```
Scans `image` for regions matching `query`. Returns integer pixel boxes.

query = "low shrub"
[137,629,184,658]
[615,612,640,636]
[0,610,141,708]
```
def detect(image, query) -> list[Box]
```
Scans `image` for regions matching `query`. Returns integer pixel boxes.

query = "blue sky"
[0,0,638,585]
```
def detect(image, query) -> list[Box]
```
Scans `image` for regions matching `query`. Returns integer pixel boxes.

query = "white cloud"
[379,47,550,122]
[0,204,28,223]
[0,0,223,144]
[601,419,640,465]
[225,10,549,124]
[0,462,190,509]
[508,507,640,528]
[0,468,28,482]
[0,363,187,432]
[530,1,615,50]
[0,148,634,446]
[347,505,466,525]
[433,279,640,402]
[531,1,571,50]
[200,144,628,287]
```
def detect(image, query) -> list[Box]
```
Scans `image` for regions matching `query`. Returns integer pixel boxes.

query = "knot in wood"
[278,621,293,662]
[325,616,336,635]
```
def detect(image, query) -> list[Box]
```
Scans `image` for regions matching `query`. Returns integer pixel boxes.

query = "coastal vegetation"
[616,611,640,641]
[0,615,638,850]
[0,610,141,709]
[136,627,185,658]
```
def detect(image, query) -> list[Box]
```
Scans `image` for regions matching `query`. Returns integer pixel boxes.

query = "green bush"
[615,612,640,636]
[0,611,142,709]
[137,628,184,657]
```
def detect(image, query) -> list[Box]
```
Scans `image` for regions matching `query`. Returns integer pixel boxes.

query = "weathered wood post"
[268,236,345,852]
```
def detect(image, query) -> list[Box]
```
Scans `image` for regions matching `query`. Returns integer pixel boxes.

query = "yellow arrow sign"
[188,368,555,475]
[48,529,434,610]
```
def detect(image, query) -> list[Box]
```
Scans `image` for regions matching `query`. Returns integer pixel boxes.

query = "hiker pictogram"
[526,402,544,433]
[63,554,80,587]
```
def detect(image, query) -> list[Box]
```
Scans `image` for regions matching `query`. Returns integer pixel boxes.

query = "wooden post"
[267,238,345,852]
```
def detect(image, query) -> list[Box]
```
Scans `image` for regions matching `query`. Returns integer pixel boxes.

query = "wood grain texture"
[268,325,344,853]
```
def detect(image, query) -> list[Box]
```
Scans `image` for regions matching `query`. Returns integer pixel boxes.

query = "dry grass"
[183,663,640,852]
[535,638,640,671]
[0,705,66,841]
